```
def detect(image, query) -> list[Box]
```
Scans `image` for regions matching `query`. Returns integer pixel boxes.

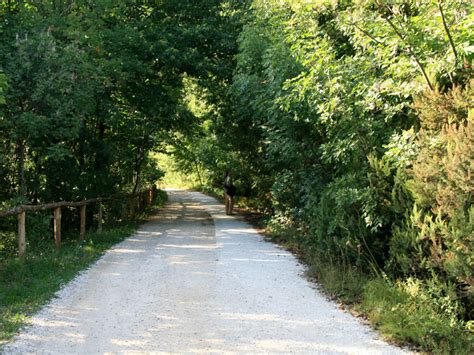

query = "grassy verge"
[0,191,167,345]
[232,201,473,354]
[360,277,473,353]
[306,246,471,352]
[306,258,473,353]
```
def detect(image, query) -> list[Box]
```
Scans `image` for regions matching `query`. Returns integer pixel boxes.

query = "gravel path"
[3,190,408,354]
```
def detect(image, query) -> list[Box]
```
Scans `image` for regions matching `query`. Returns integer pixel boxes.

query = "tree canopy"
[0,1,473,351]
[0,0,241,204]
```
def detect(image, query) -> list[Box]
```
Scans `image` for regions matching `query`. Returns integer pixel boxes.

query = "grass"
[304,258,473,353]
[298,243,472,353]
[0,191,167,345]
[360,278,474,354]
[0,224,137,343]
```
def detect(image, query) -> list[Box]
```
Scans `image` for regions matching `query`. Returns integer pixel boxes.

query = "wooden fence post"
[80,203,86,241]
[18,211,26,256]
[54,207,61,249]
[98,202,103,233]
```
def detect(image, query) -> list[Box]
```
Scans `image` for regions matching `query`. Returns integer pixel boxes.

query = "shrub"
[387,82,473,317]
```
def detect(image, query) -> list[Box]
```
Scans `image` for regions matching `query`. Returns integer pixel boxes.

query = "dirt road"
[3,190,407,354]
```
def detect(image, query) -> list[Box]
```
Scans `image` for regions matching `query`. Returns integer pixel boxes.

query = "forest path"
[3,190,407,354]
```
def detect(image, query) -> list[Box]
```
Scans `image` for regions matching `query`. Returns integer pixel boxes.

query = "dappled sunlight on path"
[3,190,408,354]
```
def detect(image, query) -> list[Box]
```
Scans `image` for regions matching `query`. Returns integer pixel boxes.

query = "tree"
[0,0,243,203]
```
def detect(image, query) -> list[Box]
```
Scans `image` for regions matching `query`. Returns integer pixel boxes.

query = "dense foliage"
[175,0,473,349]
[0,0,239,206]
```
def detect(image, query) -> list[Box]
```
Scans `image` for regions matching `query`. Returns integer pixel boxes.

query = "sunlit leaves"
[340,0,473,89]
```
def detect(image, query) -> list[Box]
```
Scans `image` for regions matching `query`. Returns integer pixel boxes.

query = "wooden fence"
[0,187,157,256]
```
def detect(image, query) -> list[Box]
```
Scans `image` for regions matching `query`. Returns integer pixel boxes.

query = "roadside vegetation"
[270,223,472,354]
[169,1,473,353]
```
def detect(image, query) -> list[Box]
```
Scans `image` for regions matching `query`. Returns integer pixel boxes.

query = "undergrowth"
[361,278,473,353]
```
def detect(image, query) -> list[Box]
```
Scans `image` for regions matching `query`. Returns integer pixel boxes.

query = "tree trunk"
[194,160,203,186]
[132,151,145,195]
[16,139,26,197]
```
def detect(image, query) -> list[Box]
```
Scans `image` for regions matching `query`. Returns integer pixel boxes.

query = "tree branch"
[376,1,434,91]
[351,23,387,47]
[437,0,458,61]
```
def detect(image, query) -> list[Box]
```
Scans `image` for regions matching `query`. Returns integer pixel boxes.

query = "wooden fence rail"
[0,187,157,256]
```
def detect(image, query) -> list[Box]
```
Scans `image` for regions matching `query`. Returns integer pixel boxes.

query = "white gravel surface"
[2,190,408,354]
